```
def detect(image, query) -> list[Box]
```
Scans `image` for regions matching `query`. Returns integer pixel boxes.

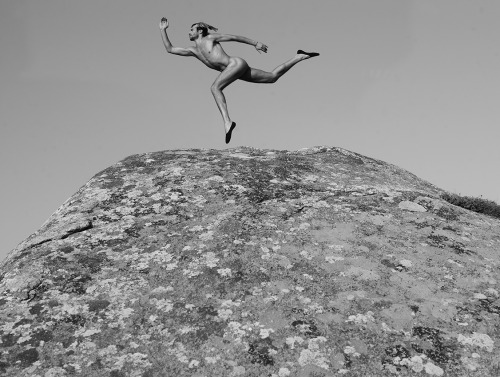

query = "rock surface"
[1,146,499,376]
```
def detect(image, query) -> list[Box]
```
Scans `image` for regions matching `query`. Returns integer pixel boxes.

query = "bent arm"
[160,29,193,56]
[211,33,257,46]
[210,33,267,53]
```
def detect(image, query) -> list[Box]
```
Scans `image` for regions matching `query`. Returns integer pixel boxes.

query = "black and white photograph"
[1,1,499,375]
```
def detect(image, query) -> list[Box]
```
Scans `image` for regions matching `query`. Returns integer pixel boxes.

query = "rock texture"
[1,146,499,377]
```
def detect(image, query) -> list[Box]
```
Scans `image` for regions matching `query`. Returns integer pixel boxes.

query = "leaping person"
[159,18,319,144]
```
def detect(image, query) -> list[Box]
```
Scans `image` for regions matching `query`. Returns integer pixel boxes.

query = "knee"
[270,73,279,83]
[211,84,221,95]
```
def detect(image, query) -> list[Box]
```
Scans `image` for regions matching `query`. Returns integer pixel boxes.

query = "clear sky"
[1,0,499,261]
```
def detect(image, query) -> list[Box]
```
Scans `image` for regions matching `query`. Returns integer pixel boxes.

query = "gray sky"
[1,0,499,261]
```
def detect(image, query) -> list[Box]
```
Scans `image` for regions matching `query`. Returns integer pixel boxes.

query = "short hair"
[192,22,218,36]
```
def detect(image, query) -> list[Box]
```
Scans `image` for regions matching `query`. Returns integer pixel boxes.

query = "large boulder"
[1,147,499,376]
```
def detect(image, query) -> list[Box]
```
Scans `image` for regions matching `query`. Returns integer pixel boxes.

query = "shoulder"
[204,33,220,42]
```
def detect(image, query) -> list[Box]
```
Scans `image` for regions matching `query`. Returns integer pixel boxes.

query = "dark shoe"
[297,50,320,58]
[225,122,236,144]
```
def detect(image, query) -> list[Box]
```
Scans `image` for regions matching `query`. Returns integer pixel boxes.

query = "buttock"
[228,57,250,71]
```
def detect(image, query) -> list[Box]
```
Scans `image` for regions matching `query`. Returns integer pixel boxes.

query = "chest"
[199,40,219,55]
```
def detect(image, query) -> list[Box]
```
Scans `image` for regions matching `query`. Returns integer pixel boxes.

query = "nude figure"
[159,18,319,143]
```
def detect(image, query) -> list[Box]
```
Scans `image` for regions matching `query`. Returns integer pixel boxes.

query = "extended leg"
[241,51,319,84]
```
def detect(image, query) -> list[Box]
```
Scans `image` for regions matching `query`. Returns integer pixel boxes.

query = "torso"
[192,37,231,71]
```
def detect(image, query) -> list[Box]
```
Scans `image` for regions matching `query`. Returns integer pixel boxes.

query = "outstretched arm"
[159,18,194,57]
[210,33,268,53]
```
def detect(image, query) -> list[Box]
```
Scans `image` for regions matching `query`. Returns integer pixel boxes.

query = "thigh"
[240,67,274,83]
[213,57,249,90]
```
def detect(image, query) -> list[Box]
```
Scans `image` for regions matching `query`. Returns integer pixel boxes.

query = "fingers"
[159,17,169,29]
[256,42,268,53]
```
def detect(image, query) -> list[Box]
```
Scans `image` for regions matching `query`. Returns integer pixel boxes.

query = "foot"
[297,50,320,59]
[225,122,236,144]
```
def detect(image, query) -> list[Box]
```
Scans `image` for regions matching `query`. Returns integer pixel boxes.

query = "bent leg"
[211,57,249,132]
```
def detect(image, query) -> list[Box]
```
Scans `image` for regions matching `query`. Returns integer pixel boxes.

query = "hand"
[159,17,169,30]
[255,42,268,54]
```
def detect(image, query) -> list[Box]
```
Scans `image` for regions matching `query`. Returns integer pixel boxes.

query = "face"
[189,25,199,41]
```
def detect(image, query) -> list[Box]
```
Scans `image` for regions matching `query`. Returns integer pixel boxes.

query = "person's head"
[189,22,218,40]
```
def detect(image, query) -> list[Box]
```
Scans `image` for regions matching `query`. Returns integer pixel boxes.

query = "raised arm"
[159,18,194,57]
[209,33,268,53]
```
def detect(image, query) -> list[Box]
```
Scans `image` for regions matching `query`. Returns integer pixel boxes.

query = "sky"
[1,0,499,261]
